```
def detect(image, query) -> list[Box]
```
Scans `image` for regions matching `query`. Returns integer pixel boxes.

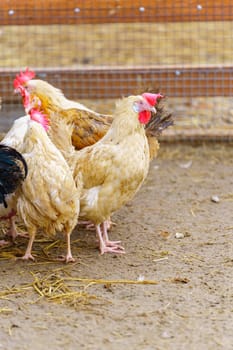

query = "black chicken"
[0,144,28,246]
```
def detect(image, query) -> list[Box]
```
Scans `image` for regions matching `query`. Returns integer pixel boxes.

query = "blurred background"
[0,0,233,140]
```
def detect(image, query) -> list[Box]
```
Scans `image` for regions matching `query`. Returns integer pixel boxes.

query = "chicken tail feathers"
[145,100,174,137]
[0,144,28,207]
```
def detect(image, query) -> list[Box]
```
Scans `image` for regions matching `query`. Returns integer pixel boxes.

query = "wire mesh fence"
[0,0,233,139]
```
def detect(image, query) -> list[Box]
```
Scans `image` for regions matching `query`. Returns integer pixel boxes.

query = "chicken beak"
[150,106,156,114]
[14,88,20,94]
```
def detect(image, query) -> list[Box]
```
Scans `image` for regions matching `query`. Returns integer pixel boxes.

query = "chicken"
[0,144,28,246]
[15,109,81,262]
[0,116,31,242]
[14,71,112,150]
[14,69,173,161]
[71,93,160,254]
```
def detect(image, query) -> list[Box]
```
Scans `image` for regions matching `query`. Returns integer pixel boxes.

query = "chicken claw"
[0,240,10,247]
[66,255,76,263]
[104,239,122,246]
[100,245,125,255]
[20,253,35,261]
[96,223,125,255]
[57,254,76,263]
[102,222,125,250]
[20,231,35,261]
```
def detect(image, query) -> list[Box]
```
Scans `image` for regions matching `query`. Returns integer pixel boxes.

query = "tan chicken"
[14,72,112,149]
[14,69,172,161]
[16,109,81,262]
[22,90,172,234]
[71,93,160,254]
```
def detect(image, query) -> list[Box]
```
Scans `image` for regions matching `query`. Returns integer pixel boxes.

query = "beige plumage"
[21,78,172,161]
[16,116,81,262]
[72,94,155,254]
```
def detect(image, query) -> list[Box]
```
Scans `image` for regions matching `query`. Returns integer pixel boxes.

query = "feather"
[20,78,172,161]
[73,95,152,254]
[16,118,81,261]
[0,144,28,208]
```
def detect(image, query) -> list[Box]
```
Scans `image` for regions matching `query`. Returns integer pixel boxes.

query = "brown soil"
[0,143,232,350]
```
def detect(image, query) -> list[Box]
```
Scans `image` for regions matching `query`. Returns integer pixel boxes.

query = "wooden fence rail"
[1,0,233,25]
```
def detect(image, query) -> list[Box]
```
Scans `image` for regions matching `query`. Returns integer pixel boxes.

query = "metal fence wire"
[0,0,233,140]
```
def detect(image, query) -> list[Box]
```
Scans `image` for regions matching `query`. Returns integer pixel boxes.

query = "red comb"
[142,92,163,106]
[13,67,35,90]
[29,108,49,131]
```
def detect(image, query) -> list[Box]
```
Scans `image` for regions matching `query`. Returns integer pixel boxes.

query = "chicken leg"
[65,231,75,263]
[60,229,75,263]
[96,223,125,255]
[56,227,76,263]
[78,217,115,231]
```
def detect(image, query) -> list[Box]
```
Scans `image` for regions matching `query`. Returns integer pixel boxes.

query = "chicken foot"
[20,229,36,260]
[0,240,10,247]
[57,230,75,263]
[96,223,125,255]
[101,221,124,248]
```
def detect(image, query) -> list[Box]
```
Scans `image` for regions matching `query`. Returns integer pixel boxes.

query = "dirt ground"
[0,142,232,350]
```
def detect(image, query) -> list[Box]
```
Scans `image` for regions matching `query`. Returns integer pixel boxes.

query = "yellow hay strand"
[0,308,13,314]
[63,277,159,285]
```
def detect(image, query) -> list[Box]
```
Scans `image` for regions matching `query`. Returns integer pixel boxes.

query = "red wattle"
[139,110,151,124]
